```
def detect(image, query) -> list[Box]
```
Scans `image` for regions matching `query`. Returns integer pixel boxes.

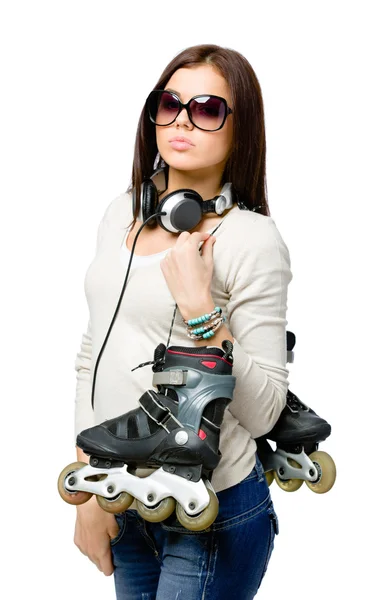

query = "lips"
[169,136,194,145]
[169,136,194,151]
[169,140,193,150]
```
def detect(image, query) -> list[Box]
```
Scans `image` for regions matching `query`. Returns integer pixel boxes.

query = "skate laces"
[131,343,167,372]
[131,359,155,372]
[131,357,166,372]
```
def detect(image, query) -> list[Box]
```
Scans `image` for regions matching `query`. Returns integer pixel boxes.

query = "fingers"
[175,231,212,250]
[74,521,117,577]
[108,525,119,541]
[88,544,115,576]
[99,550,115,577]
[174,231,191,249]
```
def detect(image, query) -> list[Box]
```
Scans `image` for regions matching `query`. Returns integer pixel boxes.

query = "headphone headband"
[149,168,234,214]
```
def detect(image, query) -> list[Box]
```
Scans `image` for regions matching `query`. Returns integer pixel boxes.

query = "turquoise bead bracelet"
[187,316,225,340]
[182,306,222,327]
[183,306,225,341]
[189,316,226,335]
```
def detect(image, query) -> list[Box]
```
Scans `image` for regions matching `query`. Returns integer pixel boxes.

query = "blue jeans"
[110,454,279,599]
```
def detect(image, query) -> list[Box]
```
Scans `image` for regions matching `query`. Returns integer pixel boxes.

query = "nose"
[175,107,193,128]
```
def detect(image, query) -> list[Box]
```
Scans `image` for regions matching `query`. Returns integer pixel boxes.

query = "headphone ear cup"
[141,179,158,226]
[156,190,204,233]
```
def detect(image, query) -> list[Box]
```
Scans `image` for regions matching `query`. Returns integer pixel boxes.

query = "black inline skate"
[58,339,236,531]
[256,331,336,493]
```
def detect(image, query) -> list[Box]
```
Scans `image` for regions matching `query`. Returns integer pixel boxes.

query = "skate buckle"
[140,390,182,432]
[169,370,186,385]
[148,406,168,428]
[152,370,187,386]
[154,407,180,432]
[157,404,170,423]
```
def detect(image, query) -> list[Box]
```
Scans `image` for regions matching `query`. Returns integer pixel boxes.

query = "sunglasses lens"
[148,91,180,125]
[189,96,226,130]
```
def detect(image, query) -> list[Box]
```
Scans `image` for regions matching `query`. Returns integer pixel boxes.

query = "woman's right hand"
[74,495,121,576]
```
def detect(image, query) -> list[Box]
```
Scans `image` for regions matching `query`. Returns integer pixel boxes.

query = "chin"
[164,156,216,173]
[164,158,199,172]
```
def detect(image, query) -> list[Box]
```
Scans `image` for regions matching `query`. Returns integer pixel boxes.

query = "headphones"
[132,167,236,233]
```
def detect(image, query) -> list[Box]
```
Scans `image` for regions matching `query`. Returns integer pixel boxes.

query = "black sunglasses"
[146,89,233,132]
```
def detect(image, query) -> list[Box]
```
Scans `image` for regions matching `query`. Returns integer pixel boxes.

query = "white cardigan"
[74,192,293,492]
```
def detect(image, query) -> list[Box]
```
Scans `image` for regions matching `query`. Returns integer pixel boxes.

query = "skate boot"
[256,331,336,494]
[58,339,236,531]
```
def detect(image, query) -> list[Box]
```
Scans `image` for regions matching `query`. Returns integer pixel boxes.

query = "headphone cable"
[90,212,166,410]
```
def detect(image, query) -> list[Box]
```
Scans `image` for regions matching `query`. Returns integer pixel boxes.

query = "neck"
[163,165,225,207]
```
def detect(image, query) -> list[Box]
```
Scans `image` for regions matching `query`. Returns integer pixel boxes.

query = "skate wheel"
[305,451,336,494]
[176,487,219,532]
[97,492,134,514]
[274,459,304,492]
[57,461,93,505]
[265,470,274,486]
[136,496,176,523]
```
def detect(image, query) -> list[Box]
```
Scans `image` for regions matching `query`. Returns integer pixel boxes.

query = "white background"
[1,1,380,598]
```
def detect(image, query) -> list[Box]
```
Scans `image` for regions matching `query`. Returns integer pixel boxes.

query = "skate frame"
[64,464,213,515]
[257,438,320,483]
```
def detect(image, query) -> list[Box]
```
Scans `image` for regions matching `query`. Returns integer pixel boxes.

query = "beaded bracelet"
[182,306,225,341]
[187,316,226,340]
[182,306,222,327]
[187,314,225,336]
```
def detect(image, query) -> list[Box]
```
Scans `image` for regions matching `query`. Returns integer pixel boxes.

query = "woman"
[72,44,293,599]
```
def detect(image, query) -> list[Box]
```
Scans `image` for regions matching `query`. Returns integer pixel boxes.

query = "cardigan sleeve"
[73,198,118,443]
[225,216,293,439]
[74,318,94,442]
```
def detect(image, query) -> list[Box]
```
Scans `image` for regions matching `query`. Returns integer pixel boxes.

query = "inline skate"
[256,331,336,493]
[58,339,236,531]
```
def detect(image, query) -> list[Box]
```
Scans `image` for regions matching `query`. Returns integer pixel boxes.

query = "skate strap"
[152,370,188,386]
[139,390,182,432]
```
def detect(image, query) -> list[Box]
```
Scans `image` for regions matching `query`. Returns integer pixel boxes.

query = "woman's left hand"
[160,231,216,317]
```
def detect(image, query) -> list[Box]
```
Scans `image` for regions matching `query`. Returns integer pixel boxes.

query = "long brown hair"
[126,44,270,230]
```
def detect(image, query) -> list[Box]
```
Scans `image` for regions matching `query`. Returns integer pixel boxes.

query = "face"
[155,64,233,175]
